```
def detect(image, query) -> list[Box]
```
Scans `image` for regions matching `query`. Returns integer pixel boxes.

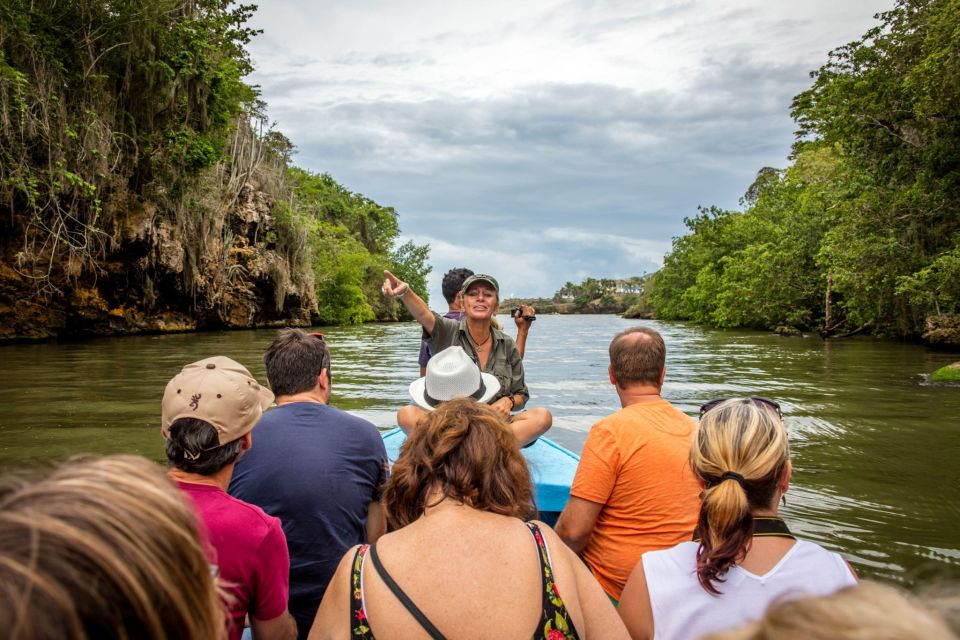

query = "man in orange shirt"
[556,326,700,603]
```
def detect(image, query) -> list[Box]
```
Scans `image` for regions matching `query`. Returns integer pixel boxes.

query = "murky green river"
[1,315,958,586]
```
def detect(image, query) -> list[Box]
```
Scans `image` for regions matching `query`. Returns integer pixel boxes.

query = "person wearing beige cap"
[162,356,296,640]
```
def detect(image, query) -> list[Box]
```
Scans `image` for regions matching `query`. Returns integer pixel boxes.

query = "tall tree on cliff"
[0,1,430,338]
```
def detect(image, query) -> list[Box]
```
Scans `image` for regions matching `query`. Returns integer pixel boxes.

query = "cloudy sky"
[245,0,892,303]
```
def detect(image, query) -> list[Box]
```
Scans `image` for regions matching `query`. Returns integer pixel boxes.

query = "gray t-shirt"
[426,311,529,407]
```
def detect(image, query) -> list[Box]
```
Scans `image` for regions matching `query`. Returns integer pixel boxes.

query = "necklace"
[692,516,794,542]
[470,330,491,347]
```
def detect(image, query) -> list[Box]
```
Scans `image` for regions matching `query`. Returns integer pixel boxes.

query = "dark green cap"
[460,274,499,294]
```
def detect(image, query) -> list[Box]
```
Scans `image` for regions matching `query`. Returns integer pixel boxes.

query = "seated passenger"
[0,455,224,639]
[229,330,388,639]
[161,356,296,640]
[555,327,701,604]
[309,398,628,640]
[384,270,551,446]
[618,397,859,640]
[399,345,549,446]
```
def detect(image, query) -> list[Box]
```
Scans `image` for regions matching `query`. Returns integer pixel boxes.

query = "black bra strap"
[368,544,447,640]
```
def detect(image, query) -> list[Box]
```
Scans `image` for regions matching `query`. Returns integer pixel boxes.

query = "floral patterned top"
[349,522,580,639]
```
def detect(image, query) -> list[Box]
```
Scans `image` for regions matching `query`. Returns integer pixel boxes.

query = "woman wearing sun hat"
[383,269,552,445]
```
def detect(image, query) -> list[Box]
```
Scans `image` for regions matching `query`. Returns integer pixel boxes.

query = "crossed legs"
[397,405,552,447]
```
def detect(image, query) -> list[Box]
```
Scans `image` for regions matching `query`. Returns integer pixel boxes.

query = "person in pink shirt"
[162,356,296,640]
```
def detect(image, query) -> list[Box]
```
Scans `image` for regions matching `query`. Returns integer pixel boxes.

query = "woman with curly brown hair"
[618,398,858,640]
[309,398,627,640]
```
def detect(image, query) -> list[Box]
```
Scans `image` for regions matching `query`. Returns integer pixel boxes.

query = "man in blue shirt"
[229,329,388,639]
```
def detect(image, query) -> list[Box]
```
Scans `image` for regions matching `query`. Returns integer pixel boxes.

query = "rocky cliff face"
[0,183,316,342]
[922,315,960,347]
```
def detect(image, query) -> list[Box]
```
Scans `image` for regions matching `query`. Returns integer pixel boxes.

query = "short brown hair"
[0,455,224,639]
[264,328,330,397]
[609,326,666,387]
[165,417,244,475]
[383,398,535,528]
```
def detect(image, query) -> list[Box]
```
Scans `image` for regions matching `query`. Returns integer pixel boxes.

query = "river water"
[1,315,958,586]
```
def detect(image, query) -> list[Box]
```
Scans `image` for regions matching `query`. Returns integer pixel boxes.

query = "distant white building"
[613,279,643,294]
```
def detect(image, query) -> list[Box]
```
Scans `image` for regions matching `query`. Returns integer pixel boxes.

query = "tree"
[791,0,960,333]
[650,0,960,337]
[389,241,432,302]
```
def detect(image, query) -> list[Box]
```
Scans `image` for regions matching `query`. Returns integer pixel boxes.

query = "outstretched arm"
[382,270,435,335]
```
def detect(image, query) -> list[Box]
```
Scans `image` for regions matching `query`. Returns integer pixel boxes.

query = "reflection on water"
[1,315,958,586]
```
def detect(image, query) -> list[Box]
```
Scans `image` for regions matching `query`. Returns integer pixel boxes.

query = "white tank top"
[642,540,857,640]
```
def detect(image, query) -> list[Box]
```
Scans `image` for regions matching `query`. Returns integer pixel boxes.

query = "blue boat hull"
[380,428,579,525]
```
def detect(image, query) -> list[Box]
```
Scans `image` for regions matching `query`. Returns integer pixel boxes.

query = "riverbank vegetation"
[647,0,960,342]
[503,275,651,315]
[0,0,429,340]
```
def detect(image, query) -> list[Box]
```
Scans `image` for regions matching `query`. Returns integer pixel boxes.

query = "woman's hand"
[382,270,410,298]
[381,270,436,334]
[491,396,513,418]
[513,304,536,329]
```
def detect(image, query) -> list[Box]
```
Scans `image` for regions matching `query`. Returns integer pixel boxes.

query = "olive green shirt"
[426,312,529,408]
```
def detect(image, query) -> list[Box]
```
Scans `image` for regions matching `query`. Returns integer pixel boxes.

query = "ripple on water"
[1,317,958,585]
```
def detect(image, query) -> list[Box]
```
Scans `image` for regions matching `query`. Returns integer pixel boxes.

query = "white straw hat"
[409,346,500,410]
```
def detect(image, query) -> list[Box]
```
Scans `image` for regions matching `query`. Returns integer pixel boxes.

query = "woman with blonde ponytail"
[618,398,858,640]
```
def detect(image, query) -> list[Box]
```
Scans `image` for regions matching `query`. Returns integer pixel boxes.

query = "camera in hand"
[512,307,536,321]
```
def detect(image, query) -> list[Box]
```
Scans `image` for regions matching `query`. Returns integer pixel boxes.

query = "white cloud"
[245,0,892,300]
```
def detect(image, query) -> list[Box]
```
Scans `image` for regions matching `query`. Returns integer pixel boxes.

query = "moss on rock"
[931,362,960,383]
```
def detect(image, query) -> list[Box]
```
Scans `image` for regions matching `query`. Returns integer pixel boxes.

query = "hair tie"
[720,471,746,488]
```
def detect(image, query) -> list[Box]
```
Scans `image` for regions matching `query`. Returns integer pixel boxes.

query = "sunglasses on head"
[310,332,331,376]
[699,396,782,418]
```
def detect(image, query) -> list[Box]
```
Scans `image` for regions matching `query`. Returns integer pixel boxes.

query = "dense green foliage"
[649,0,960,337]
[279,168,430,324]
[0,0,429,326]
[555,277,645,310]
[0,0,258,279]
[932,363,960,383]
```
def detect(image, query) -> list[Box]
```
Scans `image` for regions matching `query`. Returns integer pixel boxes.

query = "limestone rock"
[774,325,803,337]
[923,315,960,346]
[0,183,315,342]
